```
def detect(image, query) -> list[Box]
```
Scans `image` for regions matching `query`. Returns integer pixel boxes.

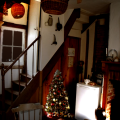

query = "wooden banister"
[4,35,40,74]
[1,63,5,119]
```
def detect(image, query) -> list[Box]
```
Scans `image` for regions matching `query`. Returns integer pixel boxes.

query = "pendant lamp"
[11,3,25,19]
[41,0,69,15]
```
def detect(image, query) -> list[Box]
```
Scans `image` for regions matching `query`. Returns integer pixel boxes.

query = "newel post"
[1,63,5,119]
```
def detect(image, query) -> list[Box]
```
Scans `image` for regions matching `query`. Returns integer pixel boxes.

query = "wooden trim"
[64,8,80,40]
[2,22,27,29]
[84,29,89,79]
[39,71,43,104]
[0,65,24,69]
[92,21,97,78]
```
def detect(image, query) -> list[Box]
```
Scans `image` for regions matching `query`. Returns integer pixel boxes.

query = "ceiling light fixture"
[11,3,25,19]
[41,0,69,15]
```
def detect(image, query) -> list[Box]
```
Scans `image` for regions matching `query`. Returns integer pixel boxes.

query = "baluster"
[11,67,13,104]
[32,44,34,78]
[18,59,20,95]
[25,52,27,86]
[1,63,5,119]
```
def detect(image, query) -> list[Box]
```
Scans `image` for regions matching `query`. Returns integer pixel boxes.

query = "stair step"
[0,93,12,105]
[0,111,2,114]
[5,99,11,105]
[21,74,32,79]
[5,88,19,96]
[13,80,26,87]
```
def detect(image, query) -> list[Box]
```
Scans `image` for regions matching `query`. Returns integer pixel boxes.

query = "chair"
[12,103,43,120]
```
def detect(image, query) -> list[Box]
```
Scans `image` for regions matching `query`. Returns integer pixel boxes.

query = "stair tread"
[21,73,32,79]
[5,99,11,105]
[13,80,26,87]
[0,110,2,114]
[5,88,19,96]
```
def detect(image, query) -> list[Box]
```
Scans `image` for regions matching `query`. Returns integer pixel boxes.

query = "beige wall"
[39,9,64,70]
[108,2,120,57]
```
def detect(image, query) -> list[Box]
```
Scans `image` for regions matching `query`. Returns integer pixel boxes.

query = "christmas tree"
[44,70,70,118]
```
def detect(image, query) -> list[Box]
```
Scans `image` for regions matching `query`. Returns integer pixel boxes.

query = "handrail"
[4,35,40,74]
[1,35,40,120]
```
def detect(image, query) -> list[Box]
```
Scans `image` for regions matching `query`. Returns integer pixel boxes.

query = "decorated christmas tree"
[44,70,70,118]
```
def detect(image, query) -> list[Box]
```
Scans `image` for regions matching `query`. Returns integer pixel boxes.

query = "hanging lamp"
[41,0,69,15]
[11,3,25,19]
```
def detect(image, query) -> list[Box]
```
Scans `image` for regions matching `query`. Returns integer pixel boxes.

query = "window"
[0,26,25,63]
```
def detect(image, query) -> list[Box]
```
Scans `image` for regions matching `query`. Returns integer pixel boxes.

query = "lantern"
[41,0,69,15]
[11,3,25,19]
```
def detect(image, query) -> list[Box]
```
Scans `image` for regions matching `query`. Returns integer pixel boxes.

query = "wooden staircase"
[0,73,31,116]
[0,35,40,120]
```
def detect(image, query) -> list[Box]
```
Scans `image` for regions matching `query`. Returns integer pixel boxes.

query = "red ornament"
[58,90,61,93]
[11,3,25,19]
[51,103,54,106]
[57,75,59,77]
[47,112,52,118]
[63,103,65,106]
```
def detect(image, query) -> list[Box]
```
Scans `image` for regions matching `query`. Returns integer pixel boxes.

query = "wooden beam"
[84,29,89,79]
[64,8,80,40]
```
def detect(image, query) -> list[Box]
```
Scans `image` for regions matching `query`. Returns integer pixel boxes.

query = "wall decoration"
[51,34,57,45]
[56,17,62,31]
[68,48,75,56]
[45,15,53,26]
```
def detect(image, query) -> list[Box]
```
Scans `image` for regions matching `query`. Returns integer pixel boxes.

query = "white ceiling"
[68,0,120,15]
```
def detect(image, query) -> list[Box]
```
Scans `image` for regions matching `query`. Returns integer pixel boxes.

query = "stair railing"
[1,35,40,115]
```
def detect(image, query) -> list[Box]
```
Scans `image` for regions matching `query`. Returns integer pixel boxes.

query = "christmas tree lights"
[44,70,70,118]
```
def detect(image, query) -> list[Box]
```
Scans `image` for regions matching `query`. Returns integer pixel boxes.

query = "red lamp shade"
[11,3,25,19]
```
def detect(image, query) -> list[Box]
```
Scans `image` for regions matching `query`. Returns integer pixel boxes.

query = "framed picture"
[68,48,75,56]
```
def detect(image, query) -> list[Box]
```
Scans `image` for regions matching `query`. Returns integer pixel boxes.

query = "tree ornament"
[51,103,55,106]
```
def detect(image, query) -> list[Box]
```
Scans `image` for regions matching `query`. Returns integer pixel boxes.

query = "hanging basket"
[11,3,25,19]
[41,0,69,15]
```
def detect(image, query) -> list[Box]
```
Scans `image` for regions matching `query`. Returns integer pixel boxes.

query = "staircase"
[0,35,40,120]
